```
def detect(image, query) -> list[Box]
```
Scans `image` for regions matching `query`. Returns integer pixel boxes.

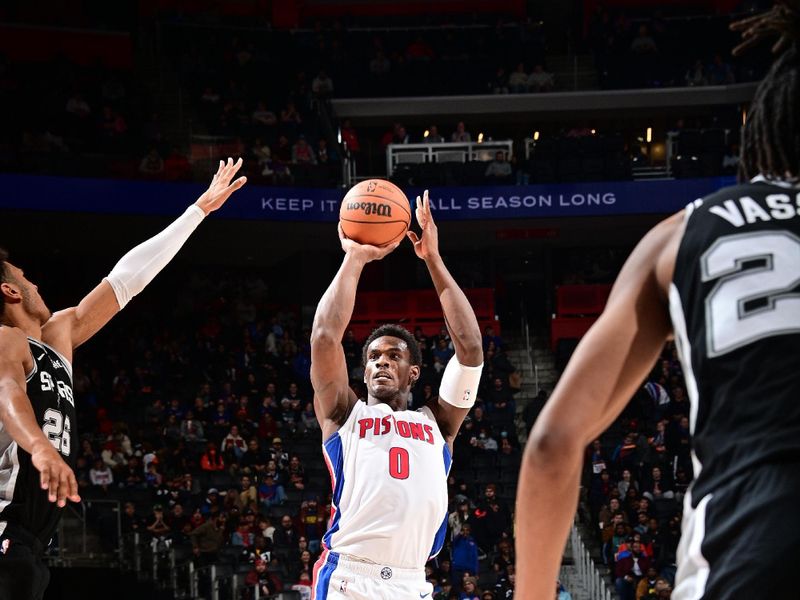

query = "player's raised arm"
[408,190,483,443]
[0,327,80,507]
[311,225,399,438]
[43,158,247,355]
[515,212,683,599]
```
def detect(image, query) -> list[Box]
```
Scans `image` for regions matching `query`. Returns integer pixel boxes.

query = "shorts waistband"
[0,522,46,556]
[325,552,425,583]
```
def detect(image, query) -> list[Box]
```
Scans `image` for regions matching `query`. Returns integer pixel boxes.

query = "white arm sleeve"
[439,356,483,409]
[104,204,205,309]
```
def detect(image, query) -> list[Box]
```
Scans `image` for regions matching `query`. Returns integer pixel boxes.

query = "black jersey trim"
[25,351,38,383]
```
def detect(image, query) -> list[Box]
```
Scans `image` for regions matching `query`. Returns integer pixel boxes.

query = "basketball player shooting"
[0,158,246,600]
[310,190,483,599]
[516,4,800,599]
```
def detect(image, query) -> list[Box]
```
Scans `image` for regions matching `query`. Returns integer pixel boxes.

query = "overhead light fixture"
[533,131,540,141]
[646,127,653,143]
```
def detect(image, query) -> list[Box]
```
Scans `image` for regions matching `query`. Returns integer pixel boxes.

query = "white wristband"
[104,204,205,309]
[439,357,483,409]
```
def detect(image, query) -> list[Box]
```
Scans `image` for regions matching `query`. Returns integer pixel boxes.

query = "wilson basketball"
[339,179,412,246]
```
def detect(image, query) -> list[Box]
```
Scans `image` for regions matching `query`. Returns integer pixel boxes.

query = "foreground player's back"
[669,178,800,499]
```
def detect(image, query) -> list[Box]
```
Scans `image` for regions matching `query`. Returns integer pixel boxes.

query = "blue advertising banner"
[0,174,737,221]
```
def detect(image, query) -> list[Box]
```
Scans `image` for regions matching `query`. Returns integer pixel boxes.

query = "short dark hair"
[362,324,422,367]
[0,248,9,316]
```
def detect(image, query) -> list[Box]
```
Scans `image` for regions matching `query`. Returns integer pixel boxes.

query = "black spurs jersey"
[0,337,76,546]
[670,178,800,503]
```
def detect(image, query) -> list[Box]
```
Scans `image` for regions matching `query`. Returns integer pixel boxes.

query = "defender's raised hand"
[195,157,247,215]
[407,189,440,260]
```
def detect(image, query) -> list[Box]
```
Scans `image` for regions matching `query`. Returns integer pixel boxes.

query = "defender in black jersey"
[0,158,246,600]
[516,5,800,599]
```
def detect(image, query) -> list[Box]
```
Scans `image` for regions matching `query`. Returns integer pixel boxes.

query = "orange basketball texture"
[339,179,411,246]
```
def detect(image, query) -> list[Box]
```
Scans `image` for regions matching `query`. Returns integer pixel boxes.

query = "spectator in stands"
[707,53,735,85]
[484,151,513,182]
[139,148,165,177]
[406,35,435,61]
[460,576,481,599]
[163,147,192,181]
[222,424,247,460]
[482,326,503,351]
[312,70,334,98]
[426,125,445,144]
[615,540,650,600]
[642,466,674,501]
[246,558,278,597]
[490,67,509,94]
[146,504,172,550]
[123,456,145,488]
[190,513,228,566]
[340,118,360,154]
[486,377,514,415]
[556,581,572,600]
[180,410,205,442]
[121,501,144,535]
[291,136,317,165]
[238,474,258,511]
[90,458,113,491]
[200,443,225,471]
[145,462,163,488]
[258,472,286,508]
[509,63,529,93]
[451,523,480,587]
[451,121,472,143]
[316,138,338,167]
[527,65,554,92]
[370,50,391,77]
[685,59,709,87]
[630,24,658,55]
[273,514,298,549]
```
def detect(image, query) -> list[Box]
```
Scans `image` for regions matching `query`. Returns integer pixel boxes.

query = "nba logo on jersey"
[380,567,392,580]
[339,579,348,593]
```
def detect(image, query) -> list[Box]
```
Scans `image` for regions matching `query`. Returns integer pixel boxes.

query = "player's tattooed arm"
[515,213,682,599]
[0,327,80,507]
[43,158,247,356]
[311,226,400,437]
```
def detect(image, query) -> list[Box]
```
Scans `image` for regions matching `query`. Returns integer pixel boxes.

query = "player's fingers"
[729,12,766,31]
[68,470,80,502]
[232,157,244,175]
[229,176,247,190]
[406,231,420,245]
[48,467,59,502]
[337,222,348,241]
[56,471,70,507]
[40,468,50,492]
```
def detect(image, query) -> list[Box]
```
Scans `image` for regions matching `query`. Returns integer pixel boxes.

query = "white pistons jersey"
[319,400,451,569]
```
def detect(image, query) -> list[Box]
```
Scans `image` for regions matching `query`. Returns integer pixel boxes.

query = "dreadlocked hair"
[733,2,800,182]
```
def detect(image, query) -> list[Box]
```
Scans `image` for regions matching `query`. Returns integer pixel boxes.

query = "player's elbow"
[523,425,583,475]
[310,327,340,349]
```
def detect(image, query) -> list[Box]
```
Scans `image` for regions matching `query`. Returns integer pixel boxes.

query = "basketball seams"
[340,218,410,225]
[343,192,412,221]
[341,220,407,246]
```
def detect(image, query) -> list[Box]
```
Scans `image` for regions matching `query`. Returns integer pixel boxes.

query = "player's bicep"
[310,331,356,425]
[49,281,121,350]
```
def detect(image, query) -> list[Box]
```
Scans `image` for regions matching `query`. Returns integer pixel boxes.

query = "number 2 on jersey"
[703,231,800,357]
[389,447,410,480]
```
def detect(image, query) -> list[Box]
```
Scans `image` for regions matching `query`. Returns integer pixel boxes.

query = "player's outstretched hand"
[32,443,81,508]
[338,222,400,263]
[407,189,440,261]
[195,157,247,215]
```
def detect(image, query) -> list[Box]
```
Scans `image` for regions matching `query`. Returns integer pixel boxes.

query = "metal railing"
[569,524,615,600]
[386,140,514,176]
